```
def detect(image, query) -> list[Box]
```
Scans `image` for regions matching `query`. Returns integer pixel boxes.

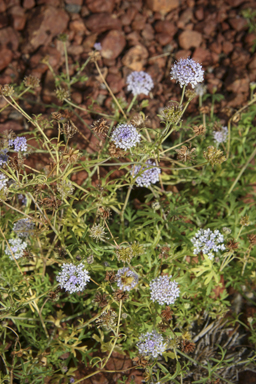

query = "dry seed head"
[227,240,239,250]
[248,234,256,246]
[176,145,196,162]
[23,75,40,88]
[91,118,109,138]
[232,113,241,123]
[159,103,183,125]
[88,50,101,62]
[131,113,148,128]
[97,206,111,220]
[58,33,68,42]
[193,124,206,136]
[108,142,127,158]
[182,339,195,353]
[96,309,117,330]
[94,292,108,307]
[221,106,233,117]
[113,289,129,302]
[56,88,70,102]
[185,89,197,100]
[199,105,210,114]
[62,148,80,164]
[60,122,77,138]
[0,84,15,97]
[57,179,74,200]
[51,112,63,121]
[203,146,226,166]
[213,121,223,132]
[161,306,173,321]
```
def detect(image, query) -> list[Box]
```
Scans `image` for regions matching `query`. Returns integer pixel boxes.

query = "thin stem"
[121,184,133,240]
[127,95,137,114]
[104,219,119,248]
[226,145,256,196]
[94,61,127,119]
[160,134,197,155]
[180,85,186,106]
[63,41,70,90]
[0,86,31,113]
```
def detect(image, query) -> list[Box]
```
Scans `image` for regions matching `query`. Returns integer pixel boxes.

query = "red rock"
[69,18,86,33]
[82,33,97,51]
[37,0,60,6]
[106,74,125,94]
[231,47,250,68]
[226,77,250,93]
[146,0,179,14]
[227,93,247,108]
[24,6,69,52]
[177,8,193,28]
[0,27,19,51]
[101,30,126,60]
[221,22,229,31]
[85,0,115,13]
[8,5,26,30]
[175,50,191,60]
[245,32,256,49]
[223,30,236,42]
[217,7,228,23]
[0,1,6,12]
[23,0,35,8]
[210,42,222,54]
[248,54,256,70]
[65,0,82,4]
[155,33,172,46]
[195,7,204,20]
[85,13,122,33]
[203,20,216,36]
[126,31,141,46]
[6,0,20,8]
[0,121,23,134]
[120,6,138,26]
[0,48,13,71]
[142,24,154,40]
[207,78,222,94]
[122,44,148,71]
[192,47,212,66]
[30,46,62,73]
[226,0,247,5]
[67,45,84,56]
[102,58,116,67]
[222,41,233,54]
[71,91,83,104]
[178,30,202,50]
[131,13,147,31]
[229,16,248,32]
[154,21,177,36]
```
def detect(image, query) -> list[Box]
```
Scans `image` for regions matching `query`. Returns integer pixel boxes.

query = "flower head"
[94,42,102,51]
[137,330,167,358]
[150,275,180,305]
[18,194,27,205]
[56,263,90,293]
[0,149,8,167]
[89,224,107,242]
[213,126,228,144]
[13,218,35,238]
[131,160,161,188]
[170,58,204,88]
[9,137,27,152]
[191,228,225,260]
[116,267,139,291]
[5,238,27,260]
[194,83,207,97]
[127,71,154,96]
[111,124,141,151]
[0,173,8,191]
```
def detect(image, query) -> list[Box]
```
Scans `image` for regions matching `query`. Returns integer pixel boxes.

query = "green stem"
[180,85,186,106]
[127,95,137,114]
[121,184,133,240]
[63,41,70,90]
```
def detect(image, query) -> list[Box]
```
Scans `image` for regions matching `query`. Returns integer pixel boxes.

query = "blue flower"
[94,42,102,51]
[137,330,167,358]
[13,218,35,238]
[170,58,204,88]
[0,173,8,191]
[0,149,8,167]
[191,228,225,260]
[5,238,27,260]
[127,71,154,96]
[56,263,90,294]
[9,137,27,152]
[131,160,161,188]
[111,124,141,150]
[213,126,228,144]
[116,267,139,291]
[149,275,180,305]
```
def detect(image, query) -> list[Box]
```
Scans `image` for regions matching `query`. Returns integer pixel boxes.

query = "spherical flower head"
[191,228,225,260]
[13,218,35,238]
[150,275,180,305]
[127,71,154,96]
[9,137,27,152]
[0,149,8,167]
[194,83,207,97]
[116,267,139,291]
[137,330,167,358]
[170,58,204,88]
[18,194,27,205]
[5,238,27,260]
[0,173,8,191]
[111,124,141,151]
[56,263,90,294]
[131,160,161,188]
[213,126,228,145]
[94,42,102,51]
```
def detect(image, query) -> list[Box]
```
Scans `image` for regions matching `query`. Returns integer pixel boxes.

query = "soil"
[1,0,256,383]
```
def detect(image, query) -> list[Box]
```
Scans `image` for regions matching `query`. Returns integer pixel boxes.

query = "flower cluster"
[116,267,139,291]
[191,228,225,260]
[137,330,167,358]
[170,58,204,88]
[0,173,8,191]
[13,218,35,238]
[89,224,107,242]
[150,275,180,305]
[9,137,27,152]
[131,160,161,188]
[127,71,154,96]
[56,263,90,294]
[213,126,228,144]
[5,238,27,260]
[111,124,141,151]
[0,149,8,167]
[18,194,27,205]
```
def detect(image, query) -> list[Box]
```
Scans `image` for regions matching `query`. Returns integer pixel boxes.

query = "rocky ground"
[1,0,256,383]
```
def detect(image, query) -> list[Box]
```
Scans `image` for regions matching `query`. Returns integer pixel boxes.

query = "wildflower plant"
[0,36,256,384]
